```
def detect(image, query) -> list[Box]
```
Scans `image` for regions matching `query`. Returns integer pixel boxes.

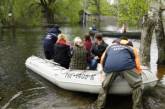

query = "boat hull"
[25,56,157,94]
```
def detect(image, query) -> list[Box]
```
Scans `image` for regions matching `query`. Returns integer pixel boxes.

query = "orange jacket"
[131,47,142,74]
[120,39,142,74]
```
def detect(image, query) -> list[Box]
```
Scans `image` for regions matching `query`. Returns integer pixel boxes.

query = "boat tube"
[25,56,158,94]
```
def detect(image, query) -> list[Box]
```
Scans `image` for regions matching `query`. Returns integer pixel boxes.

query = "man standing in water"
[43,24,61,59]
[93,37,143,109]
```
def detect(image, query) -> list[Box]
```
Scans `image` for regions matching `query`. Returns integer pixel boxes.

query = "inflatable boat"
[25,56,158,94]
[100,30,141,39]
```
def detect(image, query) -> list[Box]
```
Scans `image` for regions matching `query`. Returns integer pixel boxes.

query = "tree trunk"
[140,0,165,65]
[155,8,165,65]
[44,7,54,24]
[140,15,157,66]
[140,0,160,66]
[40,0,55,25]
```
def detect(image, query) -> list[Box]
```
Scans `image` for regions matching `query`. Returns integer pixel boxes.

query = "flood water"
[0,26,165,109]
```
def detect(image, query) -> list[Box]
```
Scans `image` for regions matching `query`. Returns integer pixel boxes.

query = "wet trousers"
[96,69,143,109]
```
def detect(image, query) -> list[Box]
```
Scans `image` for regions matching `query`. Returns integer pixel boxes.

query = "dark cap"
[112,39,120,44]
[120,36,128,40]
[95,33,103,41]
[53,24,60,28]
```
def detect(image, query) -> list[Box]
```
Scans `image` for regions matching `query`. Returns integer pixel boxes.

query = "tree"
[0,0,11,25]
[28,0,57,25]
[39,0,56,24]
[140,0,165,65]
[140,14,157,65]
[13,0,42,26]
[155,1,165,65]
[55,0,82,24]
[117,0,150,26]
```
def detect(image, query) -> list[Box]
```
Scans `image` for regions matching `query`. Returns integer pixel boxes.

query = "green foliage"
[54,0,82,24]
[0,0,151,26]
[0,0,83,26]
[118,0,151,26]
[87,0,111,15]
[0,0,11,25]
[13,0,42,26]
[101,0,117,16]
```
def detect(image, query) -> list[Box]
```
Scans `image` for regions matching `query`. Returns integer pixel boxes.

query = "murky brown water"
[0,26,165,109]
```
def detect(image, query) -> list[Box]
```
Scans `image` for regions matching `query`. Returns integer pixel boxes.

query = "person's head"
[84,34,91,41]
[120,36,128,40]
[120,36,128,45]
[57,34,67,44]
[119,36,133,46]
[92,25,96,31]
[53,24,60,29]
[95,33,103,45]
[112,39,120,44]
[74,37,83,47]
[127,41,133,47]
[48,24,61,34]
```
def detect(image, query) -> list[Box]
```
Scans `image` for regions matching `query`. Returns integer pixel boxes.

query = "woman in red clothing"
[83,34,92,68]
[53,34,71,69]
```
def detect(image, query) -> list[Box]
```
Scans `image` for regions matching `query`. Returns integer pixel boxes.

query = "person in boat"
[93,37,142,109]
[90,33,108,70]
[83,34,92,68]
[89,25,98,39]
[112,36,133,47]
[119,23,127,33]
[43,24,61,60]
[53,34,71,69]
[70,37,87,69]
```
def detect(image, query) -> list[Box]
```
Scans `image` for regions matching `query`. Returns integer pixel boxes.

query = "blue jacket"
[103,44,136,73]
[43,28,61,51]
[43,33,58,51]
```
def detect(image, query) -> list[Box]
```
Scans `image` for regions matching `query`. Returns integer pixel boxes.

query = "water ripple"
[1,87,46,109]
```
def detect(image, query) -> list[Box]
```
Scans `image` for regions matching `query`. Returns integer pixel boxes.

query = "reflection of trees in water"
[0,28,4,41]
[143,82,165,109]
[0,28,16,42]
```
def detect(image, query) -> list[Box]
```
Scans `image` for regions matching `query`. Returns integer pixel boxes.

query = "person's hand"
[94,56,99,59]
[97,63,103,71]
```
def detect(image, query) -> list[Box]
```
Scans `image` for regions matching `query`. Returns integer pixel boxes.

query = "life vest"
[120,39,142,74]
[103,44,136,73]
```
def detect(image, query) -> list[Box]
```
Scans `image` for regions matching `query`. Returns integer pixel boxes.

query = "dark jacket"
[43,27,61,51]
[103,44,136,73]
[91,41,108,59]
[43,33,57,51]
[70,46,87,69]
[53,43,71,69]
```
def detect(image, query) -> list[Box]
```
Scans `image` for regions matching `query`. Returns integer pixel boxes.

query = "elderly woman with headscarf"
[70,37,87,70]
[53,34,71,69]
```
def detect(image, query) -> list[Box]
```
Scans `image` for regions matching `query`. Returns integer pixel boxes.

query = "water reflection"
[0,26,165,109]
[143,81,165,109]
